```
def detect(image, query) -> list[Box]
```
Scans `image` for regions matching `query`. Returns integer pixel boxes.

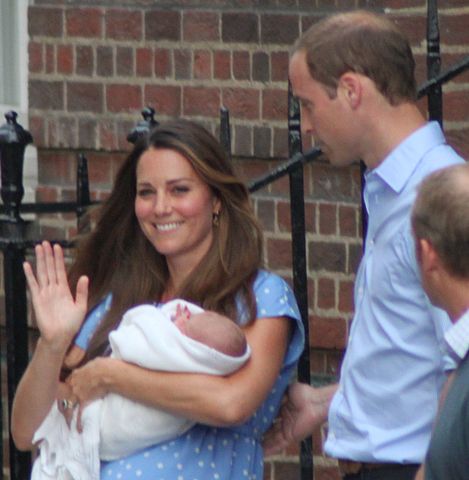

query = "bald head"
[412,163,469,278]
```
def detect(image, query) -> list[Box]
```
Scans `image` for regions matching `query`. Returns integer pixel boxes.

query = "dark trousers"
[343,464,419,480]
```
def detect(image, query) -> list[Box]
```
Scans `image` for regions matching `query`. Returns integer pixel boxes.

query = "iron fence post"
[427,0,443,126]
[0,111,33,480]
[287,82,313,480]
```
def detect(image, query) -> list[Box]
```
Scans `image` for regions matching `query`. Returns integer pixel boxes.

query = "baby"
[31,300,250,480]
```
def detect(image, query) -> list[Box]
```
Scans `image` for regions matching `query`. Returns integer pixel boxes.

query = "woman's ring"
[61,398,75,410]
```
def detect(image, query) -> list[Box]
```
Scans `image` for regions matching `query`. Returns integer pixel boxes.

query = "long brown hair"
[69,120,263,360]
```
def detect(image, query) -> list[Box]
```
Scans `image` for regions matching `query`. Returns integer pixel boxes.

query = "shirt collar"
[366,122,446,193]
[445,309,469,360]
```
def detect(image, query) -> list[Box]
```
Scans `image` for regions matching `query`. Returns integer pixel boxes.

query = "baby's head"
[173,306,247,357]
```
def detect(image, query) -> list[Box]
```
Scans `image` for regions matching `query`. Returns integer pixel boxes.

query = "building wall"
[21,1,469,479]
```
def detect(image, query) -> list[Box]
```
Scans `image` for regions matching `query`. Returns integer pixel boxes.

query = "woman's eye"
[137,188,154,197]
[172,185,190,194]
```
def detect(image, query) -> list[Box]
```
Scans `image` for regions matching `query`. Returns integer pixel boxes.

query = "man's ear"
[418,238,440,274]
[338,72,362,109]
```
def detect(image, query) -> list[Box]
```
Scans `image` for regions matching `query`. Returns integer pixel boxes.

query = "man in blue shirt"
[264,10,464,480]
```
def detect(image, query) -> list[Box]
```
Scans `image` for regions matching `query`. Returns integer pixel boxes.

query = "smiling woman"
[11,119,305,480]
[135,147,220,284]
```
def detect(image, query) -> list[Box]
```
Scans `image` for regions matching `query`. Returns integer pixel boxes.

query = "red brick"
[233,124,252,156]
[57,45,73,75]
[84,153,113,185]
[310,316,347,349]
[97,46,113,76]
[253,125,271,158]
[145,10,181,41]
[183,87,220,117]
[106,84,142,113]
[339,205,357,237]
[35,186,59,202]
[446,128,469,160]
[263,88,288,121]
[222,12,259,43]
[214,50,231,80]
[233,51,250,80]
[319,203,337,235]
[266,238,292,269]
[271,51,289,82]
[66,8,102,38]
[390,15,426,46]
[136,48,153,77]
[47,116,77,148]
[174,50,191,80]
[45,44,54,74]
[183,11,219,42]
[261,14,299,45]
[317,277,335,310]
[106,9,142,41]
[253,52,269,82]
[29,42,43,73]
[443,91,469,122]
[256,199,276,232]
[273,127,289,158]
[67,82,103,113]
[29,7,63,37]
[98,120,118,151]
[29,80,64,110]
[338,280,354,313]
[193,50,212,80]
[154,48,172,78]
[38,151,76,185]
[440,13,469,45]
[222,88,260,120]
[75,45,93,76]
[116,46,133,76]
[29,115,46,148]
[145,85,181,117]
[78,118,97,149]
[309,241,347,273]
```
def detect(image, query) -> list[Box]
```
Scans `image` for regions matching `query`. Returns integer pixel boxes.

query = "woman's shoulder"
[253,270,301,321]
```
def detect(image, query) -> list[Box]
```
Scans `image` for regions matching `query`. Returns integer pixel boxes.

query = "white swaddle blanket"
[31,299,251,480]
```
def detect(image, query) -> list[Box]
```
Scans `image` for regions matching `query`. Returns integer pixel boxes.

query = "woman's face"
[135,147,220,272]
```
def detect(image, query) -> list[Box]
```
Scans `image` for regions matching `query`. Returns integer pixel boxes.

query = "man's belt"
[337,459,417,476]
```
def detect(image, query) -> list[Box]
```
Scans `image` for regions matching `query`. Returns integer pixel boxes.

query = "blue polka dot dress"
[75,270,305,480]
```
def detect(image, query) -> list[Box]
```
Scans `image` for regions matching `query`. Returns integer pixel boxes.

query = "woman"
[12,120,304,479]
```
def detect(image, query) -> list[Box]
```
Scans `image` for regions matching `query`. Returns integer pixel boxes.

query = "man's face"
[288,50,359,167]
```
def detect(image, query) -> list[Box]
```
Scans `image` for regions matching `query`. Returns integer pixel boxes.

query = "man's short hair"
[412,163,469,278]
[292,10,417,104]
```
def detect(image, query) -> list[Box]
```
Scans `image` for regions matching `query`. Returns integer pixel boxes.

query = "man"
[263,10,464,480]
[411,164,469,480]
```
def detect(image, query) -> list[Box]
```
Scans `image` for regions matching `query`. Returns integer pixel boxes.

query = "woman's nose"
[154,193,171,215]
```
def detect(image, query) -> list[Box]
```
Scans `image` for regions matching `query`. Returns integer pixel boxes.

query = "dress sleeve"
[253,270,305,369]
[74,294,112,350]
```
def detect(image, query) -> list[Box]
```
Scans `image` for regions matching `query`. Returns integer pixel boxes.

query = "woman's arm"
[11,242,88,450]
[68,315,291,426]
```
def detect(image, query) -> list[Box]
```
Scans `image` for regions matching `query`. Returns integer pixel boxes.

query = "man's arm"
[263,382,338,455]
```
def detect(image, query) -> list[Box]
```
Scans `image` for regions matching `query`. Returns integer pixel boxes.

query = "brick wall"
[13,0,469,479]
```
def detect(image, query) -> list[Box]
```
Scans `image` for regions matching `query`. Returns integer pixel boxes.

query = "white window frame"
[0,0,37,204]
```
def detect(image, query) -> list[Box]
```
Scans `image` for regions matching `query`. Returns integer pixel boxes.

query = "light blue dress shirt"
[324,122,465,463]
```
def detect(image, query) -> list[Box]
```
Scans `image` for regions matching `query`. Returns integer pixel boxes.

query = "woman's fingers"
[34,242,48,288]
[52,243,67,286]
[43,241,58,286]
[23,261,39,297]
[75,275,89,313]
